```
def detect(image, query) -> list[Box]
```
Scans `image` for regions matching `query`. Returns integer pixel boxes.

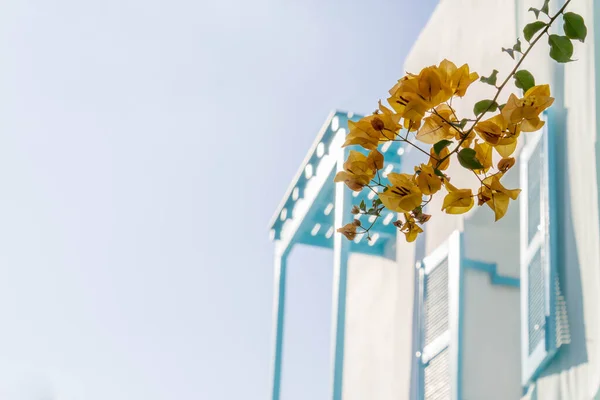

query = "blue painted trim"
[595,2,600,397]
[456,232,464,400]
[462,259,520,288]
[410,235,426,400]
[270,249,288,400]
[596,0,600,244]
[330,148,352,400]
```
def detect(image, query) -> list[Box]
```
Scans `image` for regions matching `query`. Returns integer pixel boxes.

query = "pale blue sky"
[0,0,436,399]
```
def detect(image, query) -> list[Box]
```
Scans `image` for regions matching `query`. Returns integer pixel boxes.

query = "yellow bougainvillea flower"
[478,175,521,221]
[334,150,378,191]
[428,146,450,171]
[388,74,431,127]
[366,148,384,171]
[497,157,516,172]
[343,103,401,150]
[474,114,521,157]
[438,59,479,97]
[337,222,358,240]
[416,104,457,144]
[379,173,423,213]
[417,66,449,106]
[396,213,423,242]
[442,181,474,214]
[474,114,506,145]
[473,139,493,174]
[387,60,477,132]
[456,130,476,148]
[501,84,554,132]
[415,163,442,195]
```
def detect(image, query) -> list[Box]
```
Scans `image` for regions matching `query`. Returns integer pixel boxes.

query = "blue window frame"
[519,114,569,386]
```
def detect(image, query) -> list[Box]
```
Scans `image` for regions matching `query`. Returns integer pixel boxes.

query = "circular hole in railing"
[305,164,313,179]
[331,116,339,131]
[316,142,325,158]
[311,224,321,236]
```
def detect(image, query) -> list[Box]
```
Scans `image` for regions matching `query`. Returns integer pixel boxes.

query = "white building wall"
[462,270,521,400]
[342,245,415,400]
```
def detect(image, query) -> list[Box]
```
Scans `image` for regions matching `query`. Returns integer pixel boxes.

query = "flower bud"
[497,157,516,172]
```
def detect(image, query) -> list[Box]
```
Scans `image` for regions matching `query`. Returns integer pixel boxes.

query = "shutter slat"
[527,249,545,354]
[424,348,451,400]
[424,259,449,347]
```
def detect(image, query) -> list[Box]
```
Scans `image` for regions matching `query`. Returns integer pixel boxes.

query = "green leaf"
[513,38,522,53]
[480,69,498,86]
[540,0,549,16]
[473,99,498,116]
[457,148,484,170]
[433,169,445,178]
[433,139,453,155]
[449,119,468,129]
[524,21,547,42]
[563,12,587,42]
[498,103,507,111]
[548,34,574,63]
[359,200,366,210]
[528,7,541,19]
[502,47,515,59]
[514,70,536,93]
[373,198,382,207]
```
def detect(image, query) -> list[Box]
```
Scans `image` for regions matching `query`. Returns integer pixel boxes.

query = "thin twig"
[439,0,572,164]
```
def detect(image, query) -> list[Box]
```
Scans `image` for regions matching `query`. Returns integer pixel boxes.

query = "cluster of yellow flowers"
[334,59,554,243]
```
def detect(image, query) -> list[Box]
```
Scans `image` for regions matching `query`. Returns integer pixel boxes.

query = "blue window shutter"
[519,115,569,386]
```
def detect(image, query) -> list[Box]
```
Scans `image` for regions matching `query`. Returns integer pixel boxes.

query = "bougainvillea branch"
[334,0,586,243]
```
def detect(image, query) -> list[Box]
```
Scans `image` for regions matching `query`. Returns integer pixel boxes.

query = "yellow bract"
[438,59,479,97]
[415,164,442,195]
[416,104,457,144]
[478,175,521,221]
[442,181,474,214]
[343,103,401,150]
[502,85,554,132]
[474,114,521,157]
[399,213,423,242]
[334,150,383,191]
[473,139,493,174]
[428,146,450,171]
[379,173,423,213]
[388,60,477,129]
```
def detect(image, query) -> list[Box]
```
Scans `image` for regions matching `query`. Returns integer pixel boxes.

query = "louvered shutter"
[519,118,569,385]
[419,232,461,400]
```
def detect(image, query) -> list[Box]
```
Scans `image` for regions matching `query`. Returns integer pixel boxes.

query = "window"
[417,232,461,400]
[519,115,569,385]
